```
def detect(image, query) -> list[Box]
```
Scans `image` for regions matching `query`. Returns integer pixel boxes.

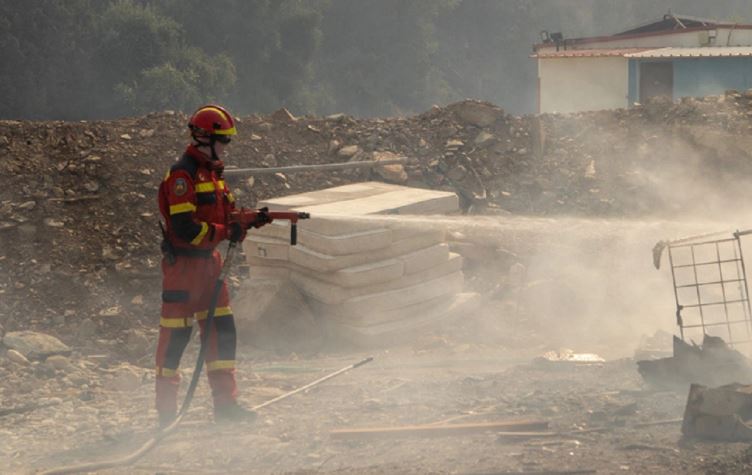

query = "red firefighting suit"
[155,144,238,416]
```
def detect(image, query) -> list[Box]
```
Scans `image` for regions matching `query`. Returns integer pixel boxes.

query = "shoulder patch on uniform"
[173,177,188,196]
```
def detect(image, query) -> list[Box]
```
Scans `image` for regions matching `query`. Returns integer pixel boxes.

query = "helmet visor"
[214,135,232,145]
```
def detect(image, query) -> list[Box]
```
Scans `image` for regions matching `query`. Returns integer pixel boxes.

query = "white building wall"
[538,57,628,113]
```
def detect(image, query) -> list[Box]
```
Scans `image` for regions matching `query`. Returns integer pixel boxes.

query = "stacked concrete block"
[242,182,480,346]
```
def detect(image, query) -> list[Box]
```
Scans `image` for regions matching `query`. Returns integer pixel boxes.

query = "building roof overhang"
[534,25,752,51]
[625,46,752,58]
[531,48,652,59]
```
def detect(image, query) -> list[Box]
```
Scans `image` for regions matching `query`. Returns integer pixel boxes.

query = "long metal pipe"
[223,158,407,176]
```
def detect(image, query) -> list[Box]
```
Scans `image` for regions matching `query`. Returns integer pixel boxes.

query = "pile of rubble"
[3,95,752,344]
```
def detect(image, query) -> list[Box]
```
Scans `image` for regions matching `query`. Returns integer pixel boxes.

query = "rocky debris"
[2,331,71,360]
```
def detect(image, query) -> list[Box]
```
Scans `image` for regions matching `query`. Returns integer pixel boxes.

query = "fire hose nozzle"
[265,210,311,245]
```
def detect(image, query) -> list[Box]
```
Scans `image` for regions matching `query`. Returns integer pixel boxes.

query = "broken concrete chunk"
[682,383,752,441]
[638,335,752,389]
[3,331,71,359]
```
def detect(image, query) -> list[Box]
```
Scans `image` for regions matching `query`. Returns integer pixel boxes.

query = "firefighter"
[155,104,269,427]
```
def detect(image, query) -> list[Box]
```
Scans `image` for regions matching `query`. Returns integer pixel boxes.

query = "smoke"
[302,214,723,359]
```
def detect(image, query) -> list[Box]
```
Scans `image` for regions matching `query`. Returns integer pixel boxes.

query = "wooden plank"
[467,470,596,475]
[329,419,548,440]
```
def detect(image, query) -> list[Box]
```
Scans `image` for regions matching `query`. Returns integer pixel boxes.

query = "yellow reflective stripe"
[160,317,192,328]
[157,367,178,377]
[195,307,232,320]
[213,126,236,135]
[217,180,225,189]
[190,222,209,245]
[196,107,236,135]
[207,360,235,371]
[169,202,197,215]
[195,182,216,193]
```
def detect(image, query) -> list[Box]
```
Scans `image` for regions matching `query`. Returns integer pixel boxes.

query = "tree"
[314,0,454,117]
[95,0,236,115]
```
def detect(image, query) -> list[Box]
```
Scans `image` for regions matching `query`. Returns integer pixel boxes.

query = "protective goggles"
[213,135,232,145]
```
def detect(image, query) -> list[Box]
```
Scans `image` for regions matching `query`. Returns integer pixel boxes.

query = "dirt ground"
[3,310,752,475]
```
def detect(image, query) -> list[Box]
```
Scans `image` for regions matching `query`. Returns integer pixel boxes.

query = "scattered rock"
[6,349,30,365]
[372,151,408,183]
[449,100,504,127]
[3,331,71,359]
[43,218,64,227]
[474,131,495,146]
[338,145,361,158]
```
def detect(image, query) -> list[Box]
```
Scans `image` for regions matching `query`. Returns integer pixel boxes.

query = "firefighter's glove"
[252,207,273,228]
[228,221,247,243]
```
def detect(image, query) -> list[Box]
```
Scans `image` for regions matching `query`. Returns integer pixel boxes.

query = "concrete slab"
[253,216,381,239]
[297,227,393,255]
[297,189,458,217]
[324,292,481,346]
[259,182,398,210]
[248,255,404,288]
[249,226,393,256]
[401,243,450,275]
[292,252,463,305]
[311,271,464,318]
[249,266,290,279]
[288,229,445,272]
[243,235,290,261]
[258,182,458,232]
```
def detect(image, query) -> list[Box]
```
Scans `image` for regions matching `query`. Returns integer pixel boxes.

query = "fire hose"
[38,211,374,475]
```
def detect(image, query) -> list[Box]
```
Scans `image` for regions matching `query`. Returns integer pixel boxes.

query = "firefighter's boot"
[214,402,257,424]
